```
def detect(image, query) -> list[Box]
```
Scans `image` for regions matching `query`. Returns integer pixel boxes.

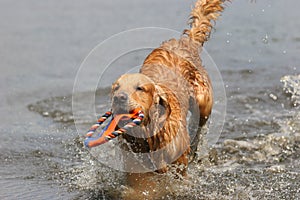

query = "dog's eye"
[136,86,144,91]
[113,84,120,91]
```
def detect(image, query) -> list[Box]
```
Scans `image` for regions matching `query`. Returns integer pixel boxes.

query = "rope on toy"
[84,109,144,148]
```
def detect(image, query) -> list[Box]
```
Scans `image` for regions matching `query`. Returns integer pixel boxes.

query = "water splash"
[26,77,300,199]
[281,74,300,106]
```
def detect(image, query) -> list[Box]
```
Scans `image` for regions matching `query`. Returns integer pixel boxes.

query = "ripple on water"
[24,74,300,199]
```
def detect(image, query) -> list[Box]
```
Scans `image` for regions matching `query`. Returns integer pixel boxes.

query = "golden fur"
[110,0,227,197]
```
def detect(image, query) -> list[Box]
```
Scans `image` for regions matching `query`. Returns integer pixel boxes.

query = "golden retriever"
[110,0,227,198]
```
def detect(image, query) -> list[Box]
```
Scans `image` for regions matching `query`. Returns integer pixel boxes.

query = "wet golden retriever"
[110,0,227,198]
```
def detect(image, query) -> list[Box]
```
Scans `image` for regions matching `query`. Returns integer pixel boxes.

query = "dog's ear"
[155,85,169,108]
[150,85,171,123]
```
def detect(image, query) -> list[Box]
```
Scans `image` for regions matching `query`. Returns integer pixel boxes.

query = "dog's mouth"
[111,97,129,113]
[111,98,145,127]
[111,107,128,115]
[111,107,144,128]
[112,107,142,116]
[112,100,143,114]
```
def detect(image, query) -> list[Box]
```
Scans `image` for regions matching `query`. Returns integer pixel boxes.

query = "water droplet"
[283,50,287,54]
[293,103,297,107]
[226,40,230,44]
[42,111,49,116]
[269,93,278,101]
[262,34,269,44]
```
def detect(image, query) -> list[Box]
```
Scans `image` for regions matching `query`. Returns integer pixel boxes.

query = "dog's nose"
[113,92,128,103]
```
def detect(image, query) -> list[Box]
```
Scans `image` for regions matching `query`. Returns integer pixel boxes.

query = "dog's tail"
[184,0,227,46]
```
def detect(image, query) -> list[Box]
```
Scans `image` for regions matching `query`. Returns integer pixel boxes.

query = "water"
[1,0,300,199]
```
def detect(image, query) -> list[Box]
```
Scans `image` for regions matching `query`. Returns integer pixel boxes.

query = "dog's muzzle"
[112,92,129,114]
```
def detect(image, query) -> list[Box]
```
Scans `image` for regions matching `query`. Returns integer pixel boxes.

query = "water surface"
[0,0,300,199]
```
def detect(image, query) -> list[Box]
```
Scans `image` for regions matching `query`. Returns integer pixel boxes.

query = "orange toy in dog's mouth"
[84,108,144,148]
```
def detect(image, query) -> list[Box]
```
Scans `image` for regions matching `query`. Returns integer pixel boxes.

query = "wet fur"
[110,0,227,198]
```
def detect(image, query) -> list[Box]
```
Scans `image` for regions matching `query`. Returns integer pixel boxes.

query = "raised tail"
[184,0,228,46]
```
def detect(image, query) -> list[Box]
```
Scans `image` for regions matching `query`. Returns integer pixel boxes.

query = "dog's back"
[141,0,226,158]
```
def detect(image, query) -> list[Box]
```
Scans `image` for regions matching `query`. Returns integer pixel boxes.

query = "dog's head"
[111,73,169,124]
